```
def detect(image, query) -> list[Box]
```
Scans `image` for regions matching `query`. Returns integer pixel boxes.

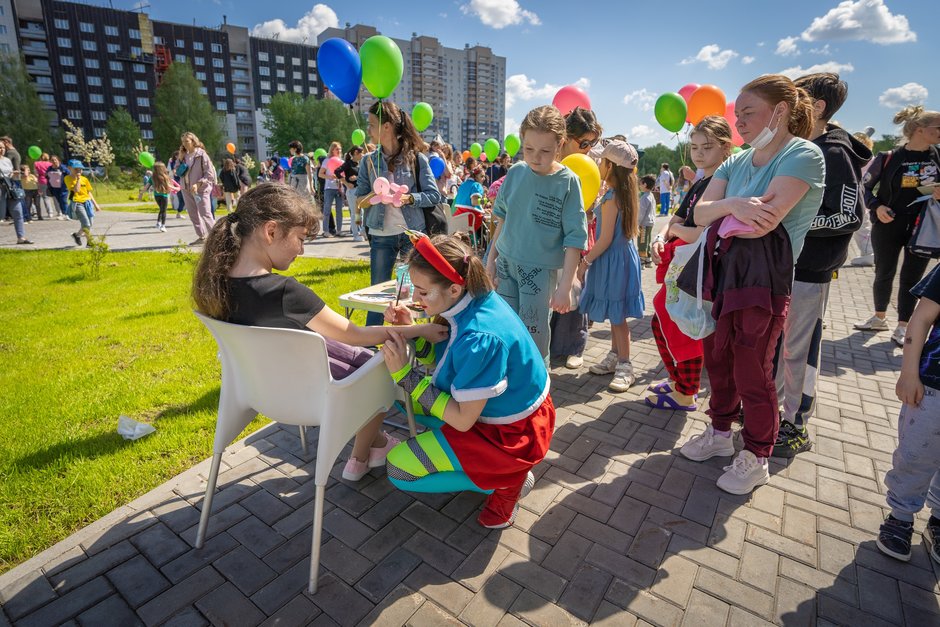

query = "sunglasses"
[574,137,600,150]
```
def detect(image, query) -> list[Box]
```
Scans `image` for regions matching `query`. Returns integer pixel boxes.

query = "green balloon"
[360,35,403,99]
[138,151,155,168]
[28,145,42,160]
[315,148,327,159]
[732,146,743,154]
[351,129,366,145]
[654,93,687,134]
[484,138,500,162]
[412,102,433,132]
[469,143,482,159]
[504,134,521,158]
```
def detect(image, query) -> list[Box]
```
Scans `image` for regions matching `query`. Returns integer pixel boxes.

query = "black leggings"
[871,212,931,322]
[156,195,168,225]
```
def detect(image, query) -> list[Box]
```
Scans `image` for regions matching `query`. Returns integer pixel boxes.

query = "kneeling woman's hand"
[382,331,409,373]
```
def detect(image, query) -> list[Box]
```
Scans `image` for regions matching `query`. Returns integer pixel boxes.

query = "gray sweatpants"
[776,280,830,428]
[496,255,557,362]
[884,387,940,522]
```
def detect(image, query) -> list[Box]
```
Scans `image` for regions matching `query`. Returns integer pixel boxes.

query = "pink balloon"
[325,156,344,172]
[725,102,745,147]
[552,85,591,116]
[678,83,700,105]
[479,153,487,162]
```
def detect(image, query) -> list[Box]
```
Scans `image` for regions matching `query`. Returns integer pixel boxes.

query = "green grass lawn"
[0,249,369,573]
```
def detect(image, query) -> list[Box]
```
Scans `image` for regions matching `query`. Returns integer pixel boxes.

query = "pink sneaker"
[369,432,401,468]
[342,457,369,481]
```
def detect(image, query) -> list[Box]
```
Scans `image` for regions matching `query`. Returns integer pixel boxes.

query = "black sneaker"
[877,515,913,561]
[772,421,812,458]
[71,232,82,246]
[925,516,940,565]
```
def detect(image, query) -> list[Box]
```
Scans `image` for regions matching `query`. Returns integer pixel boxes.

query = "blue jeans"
[6,196,25,239]
[659,192,671,215]
[366,233,413,326]
[323,188,344,234]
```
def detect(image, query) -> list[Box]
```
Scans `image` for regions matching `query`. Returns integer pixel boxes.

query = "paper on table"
[117,415,156,440]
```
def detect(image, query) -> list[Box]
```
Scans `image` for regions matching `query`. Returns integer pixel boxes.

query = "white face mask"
[750,104,783,150]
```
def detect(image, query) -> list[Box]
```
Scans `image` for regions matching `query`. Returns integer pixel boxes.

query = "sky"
[105,0,936,148]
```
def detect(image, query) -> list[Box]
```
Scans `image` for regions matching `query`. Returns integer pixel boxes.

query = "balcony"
[21,43,49,57]
[230,56,249,68]
[26,63,52,76]
[19,25,45,40]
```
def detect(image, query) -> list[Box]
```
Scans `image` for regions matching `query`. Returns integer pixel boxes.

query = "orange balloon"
[461,150,471,161]
[687,85,726,125]
[226,142,236,154]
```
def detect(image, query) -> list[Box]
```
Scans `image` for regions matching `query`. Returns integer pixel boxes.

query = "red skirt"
[441,395,555,490]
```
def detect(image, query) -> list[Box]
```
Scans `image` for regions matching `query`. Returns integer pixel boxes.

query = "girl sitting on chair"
[380,232,555,529]
[191,184,448,481]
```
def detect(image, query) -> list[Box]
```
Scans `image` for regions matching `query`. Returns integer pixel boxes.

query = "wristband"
[390,362,413,383]
[654,234,666,243]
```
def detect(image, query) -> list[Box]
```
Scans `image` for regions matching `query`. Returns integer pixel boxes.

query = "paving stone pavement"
[2,212,939,625]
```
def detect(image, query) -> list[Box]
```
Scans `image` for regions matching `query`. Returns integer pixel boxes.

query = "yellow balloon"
[561,153,601,209]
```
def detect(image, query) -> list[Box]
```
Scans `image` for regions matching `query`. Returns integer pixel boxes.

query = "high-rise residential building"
[0,0,19,55]
[319,24,506,151]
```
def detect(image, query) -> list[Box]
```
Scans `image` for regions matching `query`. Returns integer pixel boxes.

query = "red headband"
[407,230,465,286]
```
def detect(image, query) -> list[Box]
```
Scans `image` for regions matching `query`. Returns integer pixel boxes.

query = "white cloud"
[779,61,855,80]
[629,125,658,142]
[681,44,739,70]
[802,0,915,44]
[460,0,540,29]
[623,88,657,111]
[809,44,831,55]
[879,83,928,109]
[756,41,766,47]
[251,4,338,43]
[505,116,520,135]
[776,36,800,57]
[742,56,755,65]
[505,74,589,109]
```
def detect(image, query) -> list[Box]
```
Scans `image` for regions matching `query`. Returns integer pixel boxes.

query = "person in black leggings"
[854,105,940,345]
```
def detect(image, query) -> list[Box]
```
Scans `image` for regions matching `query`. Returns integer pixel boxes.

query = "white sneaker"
[854,315,889,331]
[680,425,735,462]
[521,471,535,498]
[565,355,583,369]
[353,235,364,242]
[850,254,874,267]
[891,326,906,347]
[159,224,166,233]
[609,361,635,392]
[717,450,770,495]
[589,351,619,375]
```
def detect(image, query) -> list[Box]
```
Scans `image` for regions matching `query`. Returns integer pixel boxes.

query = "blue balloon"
[279,156,290,169]
[316,38,362,105]
[429,156,446,179]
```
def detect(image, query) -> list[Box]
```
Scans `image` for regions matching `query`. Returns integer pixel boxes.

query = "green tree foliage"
[637,142,686,177]
[0,53,59,156]
[153,62,223,161]
[263,94,360,157]
[872,134,899,154]
[105,107,142,167]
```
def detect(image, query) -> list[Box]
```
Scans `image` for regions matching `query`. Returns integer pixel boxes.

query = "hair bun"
[893,105,924,125]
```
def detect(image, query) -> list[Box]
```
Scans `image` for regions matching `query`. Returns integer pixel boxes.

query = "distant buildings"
[9,1,505,158]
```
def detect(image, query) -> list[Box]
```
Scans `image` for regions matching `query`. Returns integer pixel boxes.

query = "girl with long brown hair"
[152,161,173,232]
[178,131,217,246]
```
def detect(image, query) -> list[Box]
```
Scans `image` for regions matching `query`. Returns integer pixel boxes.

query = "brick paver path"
[2,214,939,625]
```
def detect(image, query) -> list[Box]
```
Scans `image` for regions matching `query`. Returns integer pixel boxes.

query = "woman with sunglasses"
[551,107,603,369]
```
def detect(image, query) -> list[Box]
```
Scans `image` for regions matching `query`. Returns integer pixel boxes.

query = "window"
[56,37,71,48]
[40,93,56,105]
[142,129,153,139]
[137,97,150,107]
[293,85,302,94]
[129,29,140,39]
[55,18,69,29]
[276,69,285,78]
[139,113,151,123]
[109,61,122,71]
[107,43,120,54]
[215,101,227,112]
[114,95,127,105]
[213,72,224,82]
[194,56,204,66]
[62,74,77,84]
[261,94,271,105]
[89,93,104,103]
[87,76,102,86]
[84,58,99,69]
[307,59,315,67]
[260,80,270,90]
[275,55,284,64]
[236,97,249,106]
[292,57,300,66]
[36,75,52,86]
[199,86,207,95]
[135,80,147,90]
[153,36,164,45]
[112,78,125,89]
[91,111,106,121]
[258,51,268,61]
[293,71,301,80]
[68,109,82,119]
[0,25,7,35]
[212,57,224,68]
[278,83,286,92]
[60,55,74,66]
[211,43,222,53]
[64,91,79,102]
[94,127,104,138]
[215,87,226,97]
[175,39,184,48]
[80,22,94,33]
[133,63,145,73]
[82,40,96,51]
[195,71,206,81]
[131,46,141,56]
[258,66,269,76]
[193,41,203,51]
[309,73,317,82]
[175,54,186,63]
[105,25,119,36]
[0,44,7,53]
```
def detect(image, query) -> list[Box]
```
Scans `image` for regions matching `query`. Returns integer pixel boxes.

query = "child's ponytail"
[407,233,493,298]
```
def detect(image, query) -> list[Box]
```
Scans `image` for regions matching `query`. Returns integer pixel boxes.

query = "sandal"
[647,380,674,395]
[16,239,34,245]
[645,391,697,411]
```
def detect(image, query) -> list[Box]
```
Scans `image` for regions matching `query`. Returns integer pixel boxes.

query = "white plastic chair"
[446,209,474,236]
[192,312,414,593]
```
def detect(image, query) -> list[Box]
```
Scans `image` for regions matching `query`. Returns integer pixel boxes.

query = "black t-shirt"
[893,147,937,214]
[226,274,325,330]
[911,265,940,390]
[673,176,711,228]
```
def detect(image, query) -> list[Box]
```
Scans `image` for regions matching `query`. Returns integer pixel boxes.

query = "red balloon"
[552,85,591,116]
[688,85,726,125]
[725,102,745,147]
[678,83,700,122]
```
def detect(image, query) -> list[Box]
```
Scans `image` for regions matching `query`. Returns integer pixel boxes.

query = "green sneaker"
[772,420,812,458]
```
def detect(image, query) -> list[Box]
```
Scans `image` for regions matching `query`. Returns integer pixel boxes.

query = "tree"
[263,94,359,157]
[637,143,685,177]
[105,108,142,167]
[153,62,223,161]
[872,134,899,154]
[0,53,59,156]
[61,120,114,177]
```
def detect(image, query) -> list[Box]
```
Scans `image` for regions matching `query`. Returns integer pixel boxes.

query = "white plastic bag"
[664,227,716,340]
[117,415,156,441]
